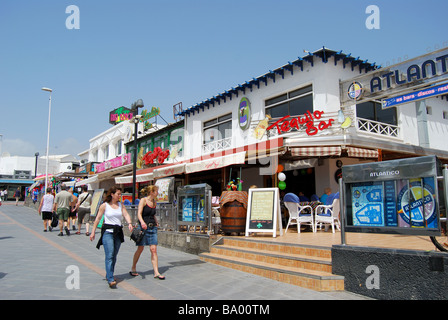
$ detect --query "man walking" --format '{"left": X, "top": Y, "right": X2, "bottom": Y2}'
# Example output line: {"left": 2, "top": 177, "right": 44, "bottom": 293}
{"left": 53, "top": 184, "right": 73, "bottom": 236}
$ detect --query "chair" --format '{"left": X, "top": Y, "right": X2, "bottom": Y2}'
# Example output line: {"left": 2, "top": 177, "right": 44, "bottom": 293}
{"left": 284, "top": 202, "right": 315, "bottom": 233}
{"left": 314, "top": 194, "right": 341, "bottom": 233}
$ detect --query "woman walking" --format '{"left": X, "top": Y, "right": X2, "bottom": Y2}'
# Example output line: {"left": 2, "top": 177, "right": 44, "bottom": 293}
{"left": 38, "top": 188, "right": 54, "bottom": 232}
{"left": 130, "top": 185, "right": 165, "bottom": 280}
{"left": 90, "top": 187, "right": 133, "bottom": 288}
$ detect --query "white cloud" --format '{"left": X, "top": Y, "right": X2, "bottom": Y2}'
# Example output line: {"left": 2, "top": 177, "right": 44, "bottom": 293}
{"left": 1, "top": 138, "right": 37, "bottom": 157}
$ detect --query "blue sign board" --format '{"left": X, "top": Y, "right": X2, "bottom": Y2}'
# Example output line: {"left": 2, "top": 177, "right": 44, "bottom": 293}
{"left": 382, "top": 82, "right": 448, "bottom": 109}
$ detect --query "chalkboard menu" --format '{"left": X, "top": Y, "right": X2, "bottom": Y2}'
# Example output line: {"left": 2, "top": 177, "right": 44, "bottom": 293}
{"left": 245, "top": 188, "right": 283, "bottom": 237}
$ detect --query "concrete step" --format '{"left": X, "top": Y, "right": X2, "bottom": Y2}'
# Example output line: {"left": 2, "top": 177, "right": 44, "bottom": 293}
{"left": 199, "top": 237, "right": 344, "bottom": 291}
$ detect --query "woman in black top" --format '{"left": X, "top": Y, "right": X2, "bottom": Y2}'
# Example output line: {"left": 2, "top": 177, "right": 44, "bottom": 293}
{"left": 130, "top": 185, "right": 165, "bottom": 279}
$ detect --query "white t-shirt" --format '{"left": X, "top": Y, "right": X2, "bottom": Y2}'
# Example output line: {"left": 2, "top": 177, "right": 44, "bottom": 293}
{"left": 42, "top": 194, "right": 54, "bottom": 212}
{"left": 104, "top": 202, "right": 122, "bottom": 232}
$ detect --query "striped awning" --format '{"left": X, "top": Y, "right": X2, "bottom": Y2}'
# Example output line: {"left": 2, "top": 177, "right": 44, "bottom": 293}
{"left": 153, "top": 163, "right": 186, "bottom": 178}
{"left": 290, "top": 146, "right": 341, "bottom": 157}
{"left": 115, "top": 172, "right": 154, "bottom": 184}
{"left": 347, "top": 147, "right": 378, "bottom": 158}
{"left": 186, "top": 151, "right": 246, "bottom": 174}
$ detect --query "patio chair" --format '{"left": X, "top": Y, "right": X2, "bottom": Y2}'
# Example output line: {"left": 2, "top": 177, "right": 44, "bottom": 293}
{"left": 314, "top": 193, "right": 341, "bottom": 233}
{"left": 284, "top": 202, "right": 315, "bottom": 233}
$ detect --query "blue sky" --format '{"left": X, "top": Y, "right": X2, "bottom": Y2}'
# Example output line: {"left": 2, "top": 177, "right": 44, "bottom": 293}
{"left": 0, "top": 0, "right": 447, "bottom": 158}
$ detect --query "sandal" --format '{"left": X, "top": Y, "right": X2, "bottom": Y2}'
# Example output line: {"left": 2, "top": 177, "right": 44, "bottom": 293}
{"left": 85, "top": 232, "right": 90, "bottom": 236}
{"left": 129, "top": 271, "right": 139, "bottom": 277}
{"left": 154, "top": 274, "right": 165, "bottom": 280}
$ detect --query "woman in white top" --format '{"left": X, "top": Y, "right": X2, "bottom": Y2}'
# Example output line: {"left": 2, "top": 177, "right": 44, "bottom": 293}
{"left": 90, "top": 187, "right": 133, "bottom": 288}
{"left": 38, "top": 188, "right": 54, "bottom": 232}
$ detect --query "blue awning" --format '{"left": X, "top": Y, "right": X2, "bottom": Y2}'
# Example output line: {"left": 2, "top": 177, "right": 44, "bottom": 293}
{"left": 0, "top": 179, "right": 34, "bottom": 185}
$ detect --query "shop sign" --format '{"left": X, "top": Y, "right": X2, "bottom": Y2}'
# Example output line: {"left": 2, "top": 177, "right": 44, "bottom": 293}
{"left": 238, "top": 97, "right": 251, "bottom": 130}
{"left": 266, "top": 110, "right": 335, "bottom": 136}
{"left": 340, "top": 47, "right": 448, "bottom": 107}
{"left": 382, "top": 82, "right": 448, "bottom": 109}
{"left": 109, "top": 107, "right": 134, "bottom": 125}
{"left": 95, "top": 153, "right": 131, "bottom": 173}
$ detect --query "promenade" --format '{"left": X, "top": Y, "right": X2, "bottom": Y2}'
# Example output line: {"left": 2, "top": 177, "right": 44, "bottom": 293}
{"left": 0, "top": 202, "right": 370, "bottom": 301}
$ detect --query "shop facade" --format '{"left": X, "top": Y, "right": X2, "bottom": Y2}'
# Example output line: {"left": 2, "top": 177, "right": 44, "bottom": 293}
{"left": 173, "top": 47, "right": 448, "bottom": 200}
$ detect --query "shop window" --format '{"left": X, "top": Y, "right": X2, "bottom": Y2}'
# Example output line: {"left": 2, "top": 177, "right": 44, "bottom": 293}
{"left": 265, "top": 85, "right": 313, "bottom": 118}
{"left": 356, "top": 101, "right": 397, "bottom": 125}
{"left": 203, "top": 113, "right": 232, "bottom": 145}
{"left": 443, "top": 111, "right": 448, "bottom": 120}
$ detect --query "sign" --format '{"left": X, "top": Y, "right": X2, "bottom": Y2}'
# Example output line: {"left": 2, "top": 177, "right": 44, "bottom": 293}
{"left": 266, "top": 110, "right": 335, "bottom": 136}
{"left": 95, "top": 153, "right": 131, "bottom": 173}
{"left": 155, "top": 177, "right": 174, "bottom": 203}
{"left": 340, "top": 47, "right": 448, "bottom": 107}
{"left": 109, "top": 106, "right": 135, "bottom": 125}
{"left": 238, "top": 97, "right": 251, "bottom": 130}
{"left": 382, "top": 82, "right": 448, "bottom": 109}
{"left": 245, "top": 188, "right": 283, "bottom": 237}
{"left": 342, "top": 156, "right": 442, "bottom": 236}
{"left": 90, "top": 189, "right": 104, "bottom": 217}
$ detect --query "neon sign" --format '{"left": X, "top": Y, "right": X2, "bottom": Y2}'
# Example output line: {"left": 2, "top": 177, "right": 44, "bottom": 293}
{"left": 266, "top": 110, "right": 335, "bottom": 136}
{"left": 109, "top": 106, "right": 134, "bottom": 125}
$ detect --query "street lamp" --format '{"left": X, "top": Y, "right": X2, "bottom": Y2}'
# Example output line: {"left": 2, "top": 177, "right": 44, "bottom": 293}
{"left": 42, "top": 87, "right": 52, "bottom": 191}
{"left": 130, "top": 99, "right": 144, "bottom": 205}
{"left": 34, "top": 152, "right": 39, "bottom": 179}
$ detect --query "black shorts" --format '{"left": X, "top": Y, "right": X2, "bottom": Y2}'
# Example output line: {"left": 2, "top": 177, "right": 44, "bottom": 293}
{"left": 42, "top": 211, "right": 53, "bottom": 220}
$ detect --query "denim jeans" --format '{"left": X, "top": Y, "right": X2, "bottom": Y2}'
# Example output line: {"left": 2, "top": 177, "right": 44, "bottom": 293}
{"left": 102, "top": 231, "right": 121, "bottom": 283}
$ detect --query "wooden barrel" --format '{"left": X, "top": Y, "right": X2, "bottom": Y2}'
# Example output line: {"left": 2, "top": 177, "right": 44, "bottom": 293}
{"left": 220, "top": 200, "right": 247, "bottom": 234}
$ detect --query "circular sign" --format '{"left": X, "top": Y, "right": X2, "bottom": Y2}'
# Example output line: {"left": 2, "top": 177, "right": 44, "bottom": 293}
{"left": 238, "top": 97, "right": 251, "bottom": 130}
{"left": 347, "top": 82, "right": 363, "bottom": 100}
{"left": 397, "top": 180, "right": 437, "bottom": 227}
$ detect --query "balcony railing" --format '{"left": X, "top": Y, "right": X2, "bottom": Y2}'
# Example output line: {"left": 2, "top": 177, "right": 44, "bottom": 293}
{"left": 202, "top": 137, "right": 232, "bottom": 154}
{"left": 357, "top": 117, "right": 400, "bottom": 138}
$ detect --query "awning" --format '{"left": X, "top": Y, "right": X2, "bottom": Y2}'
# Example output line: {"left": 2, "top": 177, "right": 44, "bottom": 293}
{"left": 153, "top": 163, "right": 186, "bottom": 178}
{"left": 186, "top": 151, "right": 246, "bottom": 174}
{"left": 115, "top": 172, "right": 154, "bottom": 184}
{"left": 65, "top": 175, "right": 99, "bottom": 187}
{"left": 290, "top": 146, "right": 341, "bottom": 157}
{"left": 346, "top": 147, "right": 378, "bottom": 158}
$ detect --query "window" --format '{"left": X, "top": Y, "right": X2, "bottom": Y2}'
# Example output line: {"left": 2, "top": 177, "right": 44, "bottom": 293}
{"left": 203, "top": 113, "right": 232, "bottom": 144}
{"left": 265, "top": 85, "right": 313, "bottom": 118}
{"left": 443, "top": 111, "right": 448, "bottom": 120}
{"left": 356, "top": 101, "right": 397, "bottom": 125}
{"left": 116, "top": 139, "right": 123, "bottom": 155}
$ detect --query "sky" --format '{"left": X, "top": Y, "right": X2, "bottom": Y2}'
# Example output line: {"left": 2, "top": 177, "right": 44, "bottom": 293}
{"left": 0, "top": 0, "right": 447, "bottom": 159}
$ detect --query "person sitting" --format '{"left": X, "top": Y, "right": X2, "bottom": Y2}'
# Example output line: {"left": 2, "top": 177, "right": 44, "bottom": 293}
{"left": 320, "top": 188, "right": 332, "bottom": 205}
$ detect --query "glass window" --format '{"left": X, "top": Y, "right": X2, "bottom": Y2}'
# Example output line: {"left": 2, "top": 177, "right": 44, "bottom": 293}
{"left": 357, "top": 101, "right": 397, "bottom": 125}
{"left": 289, "top": 94, "right": 313, "bottom": 116}
{"left": 265, "top": 85, "right": 313, "bottom": 118}
{"left": 203, "top": 113, "right": 232, "bottom": 144}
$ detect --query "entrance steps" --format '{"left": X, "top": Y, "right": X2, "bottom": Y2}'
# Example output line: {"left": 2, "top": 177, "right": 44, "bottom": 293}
{"left": 199, "top": 237, "right": 344, "bottom": 291}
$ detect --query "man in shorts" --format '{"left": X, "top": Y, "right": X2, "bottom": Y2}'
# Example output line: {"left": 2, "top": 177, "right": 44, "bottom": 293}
{"left": 74, "top": 185, "right": 92, "bottom": 236}
{"left": 53, "top": 184, "right": 73, "bottom": 236}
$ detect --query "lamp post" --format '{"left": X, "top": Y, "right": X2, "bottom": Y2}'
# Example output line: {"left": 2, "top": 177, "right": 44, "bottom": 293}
{"left": 34, "top": 152, "right": 39, "bottom": 179}
{"left": 130, "top": 99, "right": 144, "bottom": 204}
{"left": 42, "top": 87, "right": 52, "bottom": 191}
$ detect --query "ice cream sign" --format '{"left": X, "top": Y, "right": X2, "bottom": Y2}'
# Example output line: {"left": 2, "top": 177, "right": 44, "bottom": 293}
{"left": 238, "top": 97, "right": 251, "bottom": 130}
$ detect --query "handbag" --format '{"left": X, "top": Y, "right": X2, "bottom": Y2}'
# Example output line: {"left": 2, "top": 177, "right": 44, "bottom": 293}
{"left": 130, "top": 224, "right": 145, "bottom": 243}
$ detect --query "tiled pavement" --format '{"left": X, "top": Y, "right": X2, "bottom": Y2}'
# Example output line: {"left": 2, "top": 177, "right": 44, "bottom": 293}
{"left": 0, "top": 203, "right": 371, "bottom": 300}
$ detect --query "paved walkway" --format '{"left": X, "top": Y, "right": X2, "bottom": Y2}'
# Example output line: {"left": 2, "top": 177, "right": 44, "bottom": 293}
{"left": 0, "top": 203, "right": 370, "bottom": 300}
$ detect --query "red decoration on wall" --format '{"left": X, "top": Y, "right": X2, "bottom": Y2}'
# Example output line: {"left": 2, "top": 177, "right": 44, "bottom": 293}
{"left": 266, "top": 110, "right": 335, "bottom": 136}
{"left": 142, "top": 147, "right": 170, "bottom": 165}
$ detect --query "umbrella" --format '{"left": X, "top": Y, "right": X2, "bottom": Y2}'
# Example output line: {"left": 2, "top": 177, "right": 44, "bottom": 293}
{"left": 33, "top": 174, "right": 54, "bottom": 181}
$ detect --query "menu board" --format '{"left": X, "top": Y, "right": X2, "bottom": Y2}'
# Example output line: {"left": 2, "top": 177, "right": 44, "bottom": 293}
{"left": 245, "top": 188, "right": 283, "bottom": 237}
{"left": 90, "top": 189, "right": 104, "bottom": 217}
{"left": 155, "top": 177, "right": 174, "bottom": 203}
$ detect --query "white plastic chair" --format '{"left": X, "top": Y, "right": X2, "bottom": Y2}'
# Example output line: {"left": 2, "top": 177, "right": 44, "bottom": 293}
{"left": 314, "top": 198, "right": 341, "bottom": 233}
{"left": 284, "top": 202, "right": 315, "bottom": 233}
